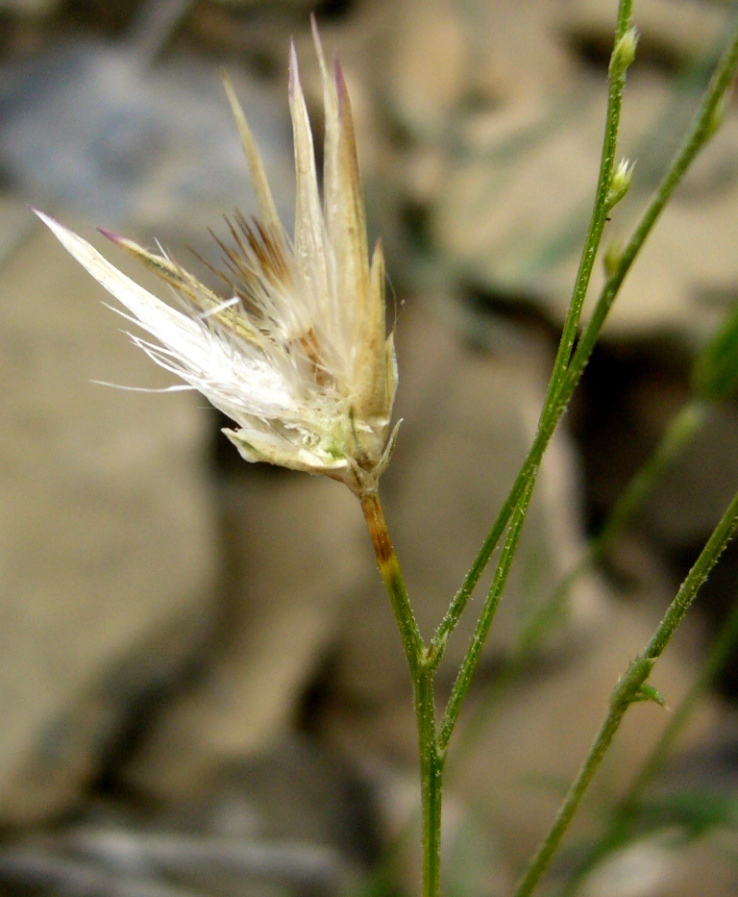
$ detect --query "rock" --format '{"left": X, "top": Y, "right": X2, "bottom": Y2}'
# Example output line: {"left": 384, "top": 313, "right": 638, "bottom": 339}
{"left": 559, "top": 0, "right": 730, "bottom": 67}
{"left": 0, "top": 194, "right": 34, "bottom": 267}
{"left": 121, "top": 465, "right": 369, "bottom": 803}
{"left": 376, "top": 0, "right": 734, "bottom": 349}
{"left": 0, "top": 212, "right": 218, "bottom": 825}
{"left": 0, "top": 736, "right": 378, "bottom": 897}
{"left": 431, "top": 62, "right": 738, "bottom": 344}
{"left": 384, "top": 0, "right": 467, "bottom": 140}
{"left": 0, "top": 42, "right": 294, "bottom": 245}
{"left": 577, "top": 831, "right": 738, "bottom": 897}
{"left": 383, "top": 0, "right": 572, "bottom": 137}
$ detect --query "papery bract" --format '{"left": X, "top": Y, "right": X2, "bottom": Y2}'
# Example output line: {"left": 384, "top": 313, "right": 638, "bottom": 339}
{"left": 38, "top": 23, "right": 396, "bottom": 495}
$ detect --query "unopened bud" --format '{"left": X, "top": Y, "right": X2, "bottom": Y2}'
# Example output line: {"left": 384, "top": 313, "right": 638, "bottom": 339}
{"left": 610, "top": 27, "right": 638, "bottom": 77}
{"left": 606, "top": 159, "right": 634, "bottom": 209}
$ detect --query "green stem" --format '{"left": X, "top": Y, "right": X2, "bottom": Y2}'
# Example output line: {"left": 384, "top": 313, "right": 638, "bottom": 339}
{"left": 558, "top": 12, "right": 738, "bottom": 411}
{"left": 628, "top": 594, "right": 738, "bottom": 806}
{"left": 513, "top": 485, "right": 738, "bottom": 897}
{"left": 543, "top": 0, "right": 633, "bottom": 405}
{"left": 436, "top": 3, "right": 738, "bottom": 669}
{"left": 526, "top": 401, "right": 707, "bottom": 667}
{"left": 437, "top": 6, "right": 738, "bottom": 759}
{"left": 446, "top": 401, "right": 707, "bottom": 777}
{"left": 644, "top": 503, "right": 738, "bottom": 663}
{"left": 430, "top": 0, "right": 636, "bottom": 661}
{"left": 439, "top": 477, "right": 534, "bottom": 754}
{"left": 360, "top": 492, "right": 441, "bottom": 897}
{"left": 560, "top": 592, "right": 738, "bottom": 897}
{"left": 417, "top": 667, "right": 444, "bottom": 897}
{"left": 512, "top": 657, "right": 654, "bottom": 897}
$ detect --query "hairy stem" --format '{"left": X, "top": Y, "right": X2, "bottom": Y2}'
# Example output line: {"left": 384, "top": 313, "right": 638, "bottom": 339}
{"left": 430, "top": 0, "right": 636, "bottom": 660}
{"left": 360, "top": 492, "right": 442, "bottom": 897}
{"left": 514, "top": 485, "right": 738, "bottom": 897}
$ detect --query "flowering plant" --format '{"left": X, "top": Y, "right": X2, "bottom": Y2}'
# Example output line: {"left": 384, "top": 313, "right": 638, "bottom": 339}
{"left": 39, "top": 5, "right": 738, "bottom": 896}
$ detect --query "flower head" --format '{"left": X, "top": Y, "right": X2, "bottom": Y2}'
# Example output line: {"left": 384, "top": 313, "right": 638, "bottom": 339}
{"left": 38, "top": 24, "right": 396, "bottom": 495}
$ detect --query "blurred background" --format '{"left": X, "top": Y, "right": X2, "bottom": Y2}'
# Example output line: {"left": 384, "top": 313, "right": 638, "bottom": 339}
{"left": 2, "top": 1, "right": 738, "bottom": 895}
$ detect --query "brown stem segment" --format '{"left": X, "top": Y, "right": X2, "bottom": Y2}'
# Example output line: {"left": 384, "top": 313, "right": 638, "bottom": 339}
{"left": 360, "top": 491, "right": 424, "bottom": 674}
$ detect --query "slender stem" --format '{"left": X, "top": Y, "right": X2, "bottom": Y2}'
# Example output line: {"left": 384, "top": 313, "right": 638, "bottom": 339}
{"left": 512, "top": 657, "right": 654, "bottom": 897}
{"left": 559, "top": 12, "right": 738, "bottom": 410}
{"left": 434, "top": 3, "right": 738, "bottom": 665}
{"left": 445, "top": 401, "right": 707, "bottom": 777}
{"left": 560, "top": 593, "right": 738, "bottom": 897}
{"left": 513, "top": 485, "right": 738, "bottom": 897}
{"left": 360, "top": 492, "right": 442, "bottom": 897}
{"left": 444, "top": 5, "right": 738, "bottom": 764}
{"left": 430, "top": 452, "right": 541, "bottom": 657}
{"left": 543, "top": 0, "right": 633, "bottom": 404}
{"left": 629, "top": 596, "right": 738, "bottom": 805}
{"left": 525, "top": 401, "right": 707, "bottom": 667}
{"left": 430, "top": 0, "right": 636, "bottom": 660}
{"left": 361, "top": 492, "right": 424, "bottom": 677}
{"left": 439, "top": 477, "right": 534, "bottom": 753}
{"left": 417, "top": 667, "right": 443, "bottom": 897}
{"left": 644, "top": 500, "right": 738, "bottom": 663}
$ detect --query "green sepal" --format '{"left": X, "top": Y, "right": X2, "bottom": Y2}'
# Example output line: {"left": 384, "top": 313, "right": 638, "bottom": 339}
{"left": 632, "top": 683, "right": 667, "bottom": 707}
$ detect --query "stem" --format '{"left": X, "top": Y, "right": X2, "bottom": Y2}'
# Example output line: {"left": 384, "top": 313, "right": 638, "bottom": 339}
{"left": 644, "top": 499, "right": 738, "bottom": 664}
{"left": 439, "top": 477, "right": 534, "bottom": 753}
{"left": 360, "top": 492, "right": 442, "bottom": 897}
{"left": 525, "top": 401, "right": 707, "bottom": 667}
{"left": 543, "top": 0, "right": 633, "bottom": 405}
{"left": 445, "top": 401, "right": 707, "bottom": 777}
{"left": 629, "top": 596, "right": 738, "bottom": 805}
{"left": 433, "top": 2, "right": 738, "bottom": 665}
{"left": 417, "top": 667, "right": 444, "bottom": 897}
{"left": 434, "top": 8, "right": 738, "bottom": 771}
{"left": 512, "top": 658, "right": 653, "bottom": 897}
{"left": 513, "top": 485, "right": 738, "bottom": 897}
{"left": 559, "top": 12, "right": 738, "bottom": 410}
{"left": 430, "top": 0, "right": 636, "bottom": 659}
{"left": 361, "top": 492, "right": 424, "bottom": 677}
{"left": 560, "top": 593, "right": 738, "bottom": 897}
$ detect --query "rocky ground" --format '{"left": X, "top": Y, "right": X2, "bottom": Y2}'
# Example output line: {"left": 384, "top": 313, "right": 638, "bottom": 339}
{"left": 2, "top": 1, "right": 738, "bottom": 896}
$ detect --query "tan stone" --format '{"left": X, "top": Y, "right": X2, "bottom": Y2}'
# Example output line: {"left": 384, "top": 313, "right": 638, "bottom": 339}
{"left": 0, "top": 213, "right": 218, "bottom": 824}
{"left": 559, "top": 0, "right": 729, "bottom": 65}
{"left": 579, "top": 830, "right": 738, "bottom": 897}
{"left": 432, "top": 69, "right": 738, "bottom": 344}
{"left": 122, "top": 467, "right": 369, "bottom": 802}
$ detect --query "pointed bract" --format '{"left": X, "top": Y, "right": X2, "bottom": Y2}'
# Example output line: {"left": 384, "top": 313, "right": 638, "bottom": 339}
{"left": 38, "top": 31, "right": 396, "bottom": 495}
